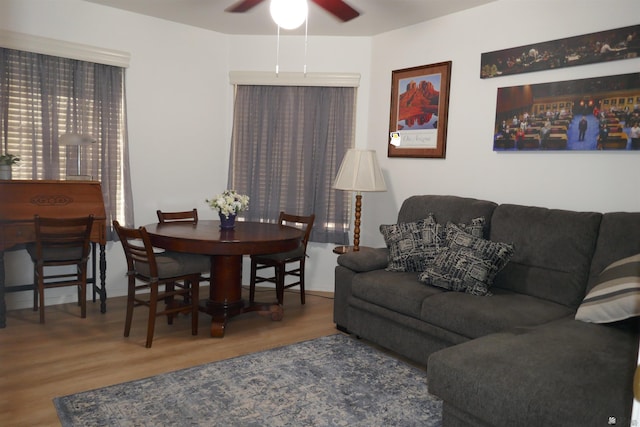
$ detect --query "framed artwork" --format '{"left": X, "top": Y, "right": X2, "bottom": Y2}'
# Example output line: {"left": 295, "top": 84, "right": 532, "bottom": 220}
{"left": 388, "top": 61, "right": 452, "bottom": 158}
{"left": 493, "top": 72, "right": 640, "bottom": 151}
{"left": 481, "top": 24, "right": 640, "bottom": 79}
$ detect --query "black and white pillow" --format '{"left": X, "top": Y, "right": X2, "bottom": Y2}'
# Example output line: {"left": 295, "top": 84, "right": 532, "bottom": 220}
{"left": 435, "top": 216, "right": 485, "bottom": 246}
{"left": 380, "top": 215, "right": 487, "bottom": 273}
{"left": 419, "top": 222, "right": 514, "bottom": 296}
{"left": 380, "top": 215, "right": 439, "bottom": 272}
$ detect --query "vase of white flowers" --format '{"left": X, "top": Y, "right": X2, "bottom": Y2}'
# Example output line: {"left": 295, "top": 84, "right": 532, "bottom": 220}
{"left": 206, "top": 190, "right": 249, "bottom": 230}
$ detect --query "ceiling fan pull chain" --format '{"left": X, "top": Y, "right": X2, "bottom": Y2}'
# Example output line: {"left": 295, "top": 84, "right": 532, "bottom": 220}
{"left": 304, "top": 17, "right": 308, "bottom": 76}
{"left": 275, "top": 25, "right": 280, "bottom": 76}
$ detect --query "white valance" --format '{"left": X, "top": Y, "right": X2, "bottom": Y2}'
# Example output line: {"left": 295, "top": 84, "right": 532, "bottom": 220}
{"left": 0, "top": 29, "right": 130, "bottom": 68}
{"left": 229, "top": 71, "right": 360, "bottom": 87}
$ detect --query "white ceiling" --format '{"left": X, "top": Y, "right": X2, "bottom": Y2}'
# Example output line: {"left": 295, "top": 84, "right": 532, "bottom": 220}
{"left": 84, "top": 0, "right": 496, "bottom": 37}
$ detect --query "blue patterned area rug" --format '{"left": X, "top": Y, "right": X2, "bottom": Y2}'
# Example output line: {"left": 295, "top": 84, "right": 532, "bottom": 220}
{"left": 54, "top": 334, "right": 442, "bottom": 426}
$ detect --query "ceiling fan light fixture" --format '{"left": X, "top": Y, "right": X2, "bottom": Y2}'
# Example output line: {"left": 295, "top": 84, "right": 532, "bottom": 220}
{"left": 270, "top": 0, "right": 308, "bottom": 30}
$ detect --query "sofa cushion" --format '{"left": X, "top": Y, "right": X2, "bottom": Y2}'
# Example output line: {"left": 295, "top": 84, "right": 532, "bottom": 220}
{"left": 420, "top": 288, "right": 573, "bottom": 338}
{"left": 351, "top": 270, "right": 443, "bottom": 319}
{"left": 427, "top": 319, "right": 638, "bottom": 427}
{"left": 337, "top": 247, "right": 389, "bottom": 272}
{"left": 490, "top": 204, "right": 601, "bottom": 308}
{"left": 380, "top": 215, "right": 438, "bottom": 272}
{"left": 576, "top": 253, "right": 640, "bottom": 323}
{"left": 397, "top": 195, "right": 497, "bottom": 238}
{"left": 418, "top": 222, "right": 514, "bottom": 296}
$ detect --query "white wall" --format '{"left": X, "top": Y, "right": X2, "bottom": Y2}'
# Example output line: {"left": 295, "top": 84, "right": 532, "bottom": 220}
{"left": 363, "top": 0, "right": 640, "bottom": 248}
{"left": 0, "top": 0, "right": 232, "bottom": 308}
{"left": 1, "top": 0, "right": 640, "bottom": 311}
{"left": 0, "top": 0, "right": 372, "bottom": 308}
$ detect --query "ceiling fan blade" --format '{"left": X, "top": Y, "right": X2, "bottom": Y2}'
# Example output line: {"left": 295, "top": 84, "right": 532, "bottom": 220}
{"left": 225, "top": 0, "right": 266, "bottom": 13}
{"left": 311, "top": 0, "right": 360, "bottom": 22}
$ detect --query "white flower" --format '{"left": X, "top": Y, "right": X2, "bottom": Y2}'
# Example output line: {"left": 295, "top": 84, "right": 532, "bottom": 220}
{"left": 206, "top": 190, "right": 250, "bottom": 219}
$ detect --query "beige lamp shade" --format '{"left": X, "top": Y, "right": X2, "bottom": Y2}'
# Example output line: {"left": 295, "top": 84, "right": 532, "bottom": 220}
{"left": 333, "top": 149, "right": 387, "bottom": 192}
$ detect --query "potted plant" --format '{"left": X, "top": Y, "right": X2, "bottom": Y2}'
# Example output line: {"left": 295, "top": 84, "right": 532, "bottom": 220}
{"left": 0, "top": 153, "right": 20, "bottom": 180}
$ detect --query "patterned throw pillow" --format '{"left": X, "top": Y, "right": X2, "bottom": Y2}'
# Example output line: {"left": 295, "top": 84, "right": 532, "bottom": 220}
{"left": 380, "top": 215, "right": 439, "bottom": 272}
{"left": 380, "top": 215, "right": 487, "bottom": 273}
{"left": 419, "top": 222, "right": 515, "bottom": 296}
{"left": 435, "top": 216, "right": 485, "bottom": 245}
{"left": 575, "top": 253, "right": 640, "bottom": 323}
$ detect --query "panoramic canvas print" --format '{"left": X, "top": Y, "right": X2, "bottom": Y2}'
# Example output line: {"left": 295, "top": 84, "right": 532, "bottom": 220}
{"left": 481, "top": 25, "right": 639, "bottom": 79}
{"left": 493, "top": 72, "right": 640, "bottom": 151}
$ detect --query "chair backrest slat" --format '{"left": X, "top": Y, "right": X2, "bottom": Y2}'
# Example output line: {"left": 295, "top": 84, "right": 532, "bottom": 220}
{"left": 156, "top": 209, "right": 198, "bottom": 224}
{"left": 113, "top": 221, "right": 158, "bottom": 278}
{"left": 34, "top": 215, "right": 94, "bottom": 262}
{"left": 278, "top": 212, "right": 315, "bottom": 249}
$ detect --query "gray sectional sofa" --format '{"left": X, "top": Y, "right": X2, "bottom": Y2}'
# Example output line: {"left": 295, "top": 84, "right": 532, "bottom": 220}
{"left": 334, "top": 195, "right": 639, "bottom": 427}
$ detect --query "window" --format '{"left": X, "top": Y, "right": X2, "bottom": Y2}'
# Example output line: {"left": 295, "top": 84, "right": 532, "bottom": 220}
{"left": 228, "top": 84, "right": 355, "bottom": 244}
{"left": 0, "top": 47, "right": 133, "bottom": 239}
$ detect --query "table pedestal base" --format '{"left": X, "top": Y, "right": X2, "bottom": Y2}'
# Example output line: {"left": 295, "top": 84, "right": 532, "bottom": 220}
{"left": 201, "top": 301, "right": 283, "bottom": 337}
{"left": 201, "top": 254, "right": 284, "bottom": 337}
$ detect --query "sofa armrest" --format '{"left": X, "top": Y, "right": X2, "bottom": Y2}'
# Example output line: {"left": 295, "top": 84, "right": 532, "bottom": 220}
{"left": 337, "top": 247, "right": 388, "bottom": 272}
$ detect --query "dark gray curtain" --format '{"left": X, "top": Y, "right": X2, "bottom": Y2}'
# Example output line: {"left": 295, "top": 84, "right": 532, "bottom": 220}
{"left": 0, "top": 48, "right": 134, "bottom": 239}
{"left": 228, "top": 85, "right": 354, "bottom": 244}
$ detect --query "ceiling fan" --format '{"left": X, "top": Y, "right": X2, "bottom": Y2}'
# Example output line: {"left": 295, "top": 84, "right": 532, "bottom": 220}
{"left": 225, "top": 0, "right": 360, "bottom": 23}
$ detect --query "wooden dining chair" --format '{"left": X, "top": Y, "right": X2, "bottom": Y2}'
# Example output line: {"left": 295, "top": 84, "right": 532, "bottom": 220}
{"left": 27, "top": 215, "right": 94, "bottom": 323}
{"left": 156, "top": 208, "right": 210, "bottom": 294}
{"left": 113, "top": 220, "right": 203, "bottom": 348}
{"left": 156, "top": 209, "right": 198, "bottom": 224}
{"left": 249, "top": 212, "right": 315, "bottom": 305}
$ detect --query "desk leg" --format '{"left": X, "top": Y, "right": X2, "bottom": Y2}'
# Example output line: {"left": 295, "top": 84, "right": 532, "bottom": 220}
{"left": 99, "top": 244, "right": 107, "bottom": 313}
{"left": 0, "top": 251, "right": 5, "bottom": 328}
{"left": 91, "top": 242, "right": 97, "bottom": 303}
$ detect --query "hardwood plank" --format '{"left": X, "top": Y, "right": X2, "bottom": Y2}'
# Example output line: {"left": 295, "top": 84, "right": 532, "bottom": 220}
{"left": 0, "top": 286, "right": 336, "bottom": 426}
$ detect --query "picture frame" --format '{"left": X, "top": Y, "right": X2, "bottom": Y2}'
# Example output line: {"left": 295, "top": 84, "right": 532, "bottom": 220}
{"left": 388, "top": 61, "right": 452, "bottom": 158}
{"left": 493, "top": 72, "right": 640, "bottom": 152}
{"left": 480, "top": 24, "right": 640, "bottom": 79}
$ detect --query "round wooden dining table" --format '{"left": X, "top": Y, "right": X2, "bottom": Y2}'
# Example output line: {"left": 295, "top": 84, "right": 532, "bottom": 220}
{"left": 144, "top": 220, "right": 302, "bottom": 337}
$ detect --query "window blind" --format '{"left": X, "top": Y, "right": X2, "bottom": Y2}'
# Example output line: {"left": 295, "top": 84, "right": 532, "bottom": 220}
{"left": 0, "top": 47, "right": 133, "bottom": 238}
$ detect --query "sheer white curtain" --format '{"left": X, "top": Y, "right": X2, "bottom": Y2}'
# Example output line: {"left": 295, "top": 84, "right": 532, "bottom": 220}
{"left": 228, "top": 85, "right": 355, "bottom": 244}
{"left": 0, "top": 47, "right": 133, "bottom": 239}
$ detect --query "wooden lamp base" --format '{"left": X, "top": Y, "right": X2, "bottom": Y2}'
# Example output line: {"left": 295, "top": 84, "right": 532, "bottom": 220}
{"left": 333, "top": 193, "right": 363, "bottom": 254}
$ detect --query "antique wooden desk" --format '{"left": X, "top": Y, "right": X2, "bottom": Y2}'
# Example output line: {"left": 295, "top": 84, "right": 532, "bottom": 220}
{"left": 144, "top": 220, "right": 302, "bottom": 337}
{"left": 0, "top": 180, "right": 107, "bottom": 328}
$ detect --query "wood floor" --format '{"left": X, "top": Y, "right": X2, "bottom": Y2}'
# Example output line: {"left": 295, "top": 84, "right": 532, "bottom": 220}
{"left": 0, "top": 286, "right": 337, "bottom": 427}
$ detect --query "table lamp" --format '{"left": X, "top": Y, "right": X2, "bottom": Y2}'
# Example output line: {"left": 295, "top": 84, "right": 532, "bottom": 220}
{"left": 59, "top": 133, "right": 96, "bottom": 180}
{"left": 333, "top": 148, "right": 387, "bottom": 253}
